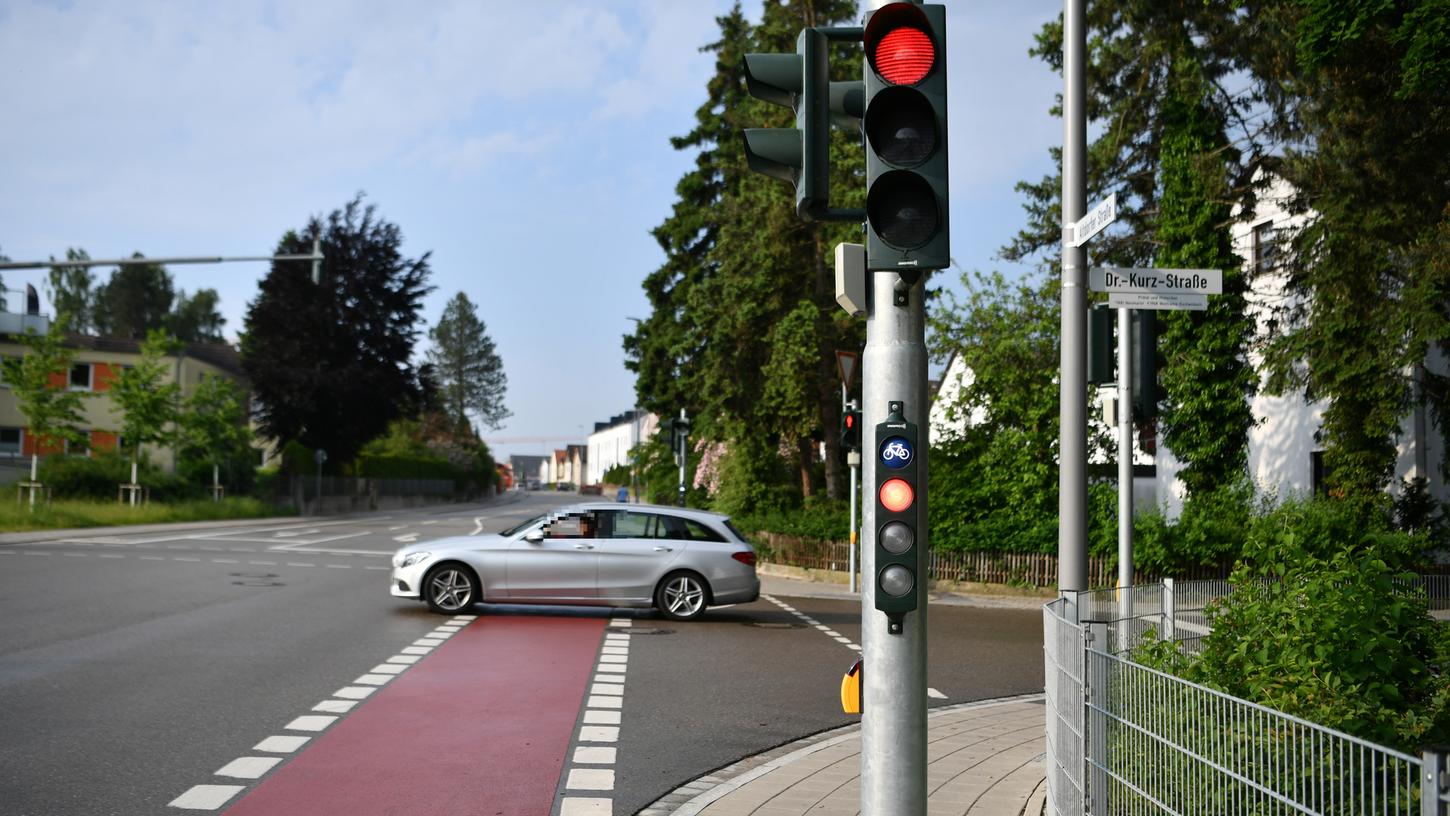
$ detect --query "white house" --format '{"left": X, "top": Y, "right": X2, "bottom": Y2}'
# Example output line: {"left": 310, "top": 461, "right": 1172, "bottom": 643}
{"left": 585, "top": 410, "right": 657, "bottom": 485}
{"left": 1153, "top": 173, "right": 1448, "bottom": 516}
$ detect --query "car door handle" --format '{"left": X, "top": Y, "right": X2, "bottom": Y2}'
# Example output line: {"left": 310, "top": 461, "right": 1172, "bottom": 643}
{"left": 574, "top": 543, "right": 595, "bottom": 550}
{"left": 654, "top": 546, "right": 673, "bottom": 552}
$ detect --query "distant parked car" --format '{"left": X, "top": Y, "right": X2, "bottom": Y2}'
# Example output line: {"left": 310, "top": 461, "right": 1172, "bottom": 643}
{"left": 555, "top": 482, "right": 575, "bottom": 491}
{"left": 580, "top": 484, "right": 602, "bottom": 496}
{"left": 390, "top": 503, "right": 760, "bottom": 620}
{"left": 527, "top": 480, "right": 541, "bottom": 490}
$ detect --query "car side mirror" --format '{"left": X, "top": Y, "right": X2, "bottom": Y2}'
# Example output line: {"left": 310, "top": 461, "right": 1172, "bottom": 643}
{"left": 525, "top": 530, "right": 544, "bottom": 543}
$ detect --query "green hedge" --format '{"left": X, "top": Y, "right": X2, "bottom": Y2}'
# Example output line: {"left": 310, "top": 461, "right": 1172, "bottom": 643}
{"left": 38, "top": 453, "right": 202, "bottom": 502}
{"left": 354, "top": 454, "right": 463, "bottom": 481}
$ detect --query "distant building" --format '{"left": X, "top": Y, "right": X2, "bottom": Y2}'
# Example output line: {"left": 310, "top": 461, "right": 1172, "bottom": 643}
{"left": 508, "top": 454, "right": 547, "bottom": 487}
{"left": 0, "top": 318, "right": 252, "bottom": 474}
{"left": 585, "top": 409, "right": 657, "bottom": 485}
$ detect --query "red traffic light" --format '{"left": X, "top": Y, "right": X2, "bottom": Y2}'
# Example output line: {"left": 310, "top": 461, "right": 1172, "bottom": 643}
{"left": 845, "top": 414, "right": 855, "bottom": 429}
{"left": 872, "top": 26, "right": 935, "bottom": 85}
{"left": 879, "top": 478, "right": 914, "bottom": 512}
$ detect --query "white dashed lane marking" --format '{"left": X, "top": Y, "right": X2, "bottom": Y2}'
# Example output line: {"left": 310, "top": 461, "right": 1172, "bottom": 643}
{"left": 167, "top": 613, "right": 478, "bottom": 810}
{"left": 764, "top": 594, "right": 947, "bottom": 699}
{"left": 558, "top": 620, "right": 630, "bottom": 815}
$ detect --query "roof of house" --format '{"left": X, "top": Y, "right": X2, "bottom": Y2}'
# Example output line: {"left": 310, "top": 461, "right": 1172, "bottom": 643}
{"left": 0, "top": 331, "right": 246, "bottom": 378}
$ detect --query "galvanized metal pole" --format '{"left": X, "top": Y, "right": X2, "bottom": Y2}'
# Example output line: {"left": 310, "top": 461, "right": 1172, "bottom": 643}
{"left": 848, "top": 402, "right": 860, "bottom": 596}
{"left": 1117, "top": 307, "right": 1133, "bottom": 590}
{"left": 861, "top": 271, "right": 928, "bottom": 816}
{"left": 1117, "top": 307, "right": 1134, "bottom": 645}
{"left": 677, "top": 409, "right": 687, "bottom": 507}
{"left": 1059, "top": 0, "right": 1089, "bottom": 594}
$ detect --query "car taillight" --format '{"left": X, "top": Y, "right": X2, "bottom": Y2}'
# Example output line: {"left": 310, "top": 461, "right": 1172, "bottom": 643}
{"left": 732, "top": 551, "right": 757, "bottom": 567}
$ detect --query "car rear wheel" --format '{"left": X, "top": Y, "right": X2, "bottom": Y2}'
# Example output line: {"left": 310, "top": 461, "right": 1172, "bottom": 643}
{"left": 655, "top": 571, "right": 708, "bottom": 621}
{"left": 425, "top": 565, "right": 479, "bottom": 614}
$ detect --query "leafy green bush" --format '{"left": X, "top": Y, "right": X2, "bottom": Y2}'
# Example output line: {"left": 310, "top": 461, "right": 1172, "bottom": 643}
{"left": 1135, "top": 501, "right": 1450, "bottom": 752}
{"left": 39, "top": 453, "right": 202, "bottom": 502}
{"left": 354, "top": 454, "right": 461, "bottom": 481}
{"left": 732, "top": 496, "right": 851, "bottom": 541}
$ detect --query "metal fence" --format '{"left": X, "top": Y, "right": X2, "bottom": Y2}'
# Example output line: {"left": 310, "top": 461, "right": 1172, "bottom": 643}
{"left": 1044, "top": 580, "right": 1447, "bottom": 816}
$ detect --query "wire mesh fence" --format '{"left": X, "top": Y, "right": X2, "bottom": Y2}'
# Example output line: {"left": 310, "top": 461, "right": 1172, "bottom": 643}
{"left": 1045, "top": 579, "right": 1444, "bottom": 816}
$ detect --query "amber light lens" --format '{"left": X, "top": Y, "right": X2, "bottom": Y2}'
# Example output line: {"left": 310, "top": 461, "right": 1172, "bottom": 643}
{"left": 879, "top": 478, "right": 914, "bottom": 512}
{"left": 872, "top": 27, "right": 934, "bottom": 85}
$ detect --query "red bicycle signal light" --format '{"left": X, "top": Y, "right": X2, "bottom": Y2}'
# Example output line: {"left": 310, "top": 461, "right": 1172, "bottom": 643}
{"left": 872, "top": 26, "right": 934, "bottom": 85}
{"left": 879, "top": 478, "right": 914, "bottom": 512}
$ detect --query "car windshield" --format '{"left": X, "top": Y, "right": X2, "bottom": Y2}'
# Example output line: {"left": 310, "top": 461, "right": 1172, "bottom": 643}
{"left": 499, "top": 513, "right": 551, "bottom": 537}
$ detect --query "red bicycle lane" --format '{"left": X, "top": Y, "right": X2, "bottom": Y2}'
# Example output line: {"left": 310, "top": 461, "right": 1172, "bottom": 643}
{"left": 223, "top": 614, "right": 605, "bottom": 816}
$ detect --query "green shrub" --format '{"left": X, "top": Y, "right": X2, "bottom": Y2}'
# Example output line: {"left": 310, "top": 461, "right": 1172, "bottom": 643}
{"left": 38, "top": 453, "right": 202, "bottom": 502}
{"left": 732, "top": 496, "right": 851, "bottom": 541}
{"left": 354, "top": 454, "right": 461, "bottom": 481}
{"left": 1135, "top": 501, "right": 1450, "bottom": 752}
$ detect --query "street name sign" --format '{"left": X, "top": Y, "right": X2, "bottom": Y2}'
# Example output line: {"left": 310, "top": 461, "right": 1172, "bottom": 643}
{"left": 1108, "top": 292, "right": 1208, "bottom": 311}
{"left": 1068, "top": 192, "right": 1116, "bottom": 247}
{"left": 1090, "top": 266, "right": 1222, "bottom": 295}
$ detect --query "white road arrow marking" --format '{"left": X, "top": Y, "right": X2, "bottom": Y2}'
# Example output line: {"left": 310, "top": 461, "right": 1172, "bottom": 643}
{"left": 393, "top": 534, "right": 419, "bottom": 543}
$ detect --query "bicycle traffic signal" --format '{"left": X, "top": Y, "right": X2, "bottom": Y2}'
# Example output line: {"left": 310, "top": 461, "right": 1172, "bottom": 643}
{"left": 874, "top": 401, "right": 922, "bottom": 634}
{"left": 863, "top": 3, "right": 949, "bottom": 272}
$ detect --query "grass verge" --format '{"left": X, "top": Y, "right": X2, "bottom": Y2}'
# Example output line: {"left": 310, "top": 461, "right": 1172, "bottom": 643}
{"left": 0, "top": 497, "right": 292, "bottom": 532}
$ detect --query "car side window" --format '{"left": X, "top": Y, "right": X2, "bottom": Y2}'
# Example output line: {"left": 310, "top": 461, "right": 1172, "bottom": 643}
{"left": 543, "top": 512, "right": 599, "bottom": 539}
{"left": 610, "top": 511, "right": 675, "bottom": 539}
{"left": 680, "top": 518, "right": 726, "bottom": 542}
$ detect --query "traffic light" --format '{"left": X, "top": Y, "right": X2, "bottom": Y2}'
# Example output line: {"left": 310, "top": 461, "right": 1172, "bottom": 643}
{"left": 873, "top": 401, "right": 922, "bottom": 634}
{"left": 1131, "top": 311, "right": 1158, "bottom": 419}
{"left": 743, "top": 30, "right": 864, "bottom": 222}
{"left": 1088, "top": 305, "right": 1114, "bottom": 385}
{"left": 863, "top": 3, "right": 949, "bottom": 272}
{"left": 840, "top": 408, "right": 862, "bottom": 451}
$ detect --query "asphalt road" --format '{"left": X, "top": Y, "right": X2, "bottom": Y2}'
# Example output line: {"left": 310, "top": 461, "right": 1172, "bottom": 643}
{"left": 0, "top": 493, "right": 1044, "bottom": 815}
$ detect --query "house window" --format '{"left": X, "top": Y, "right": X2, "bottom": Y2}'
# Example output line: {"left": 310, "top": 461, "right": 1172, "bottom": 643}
{"left": 69, "top": 363, "right": 93, "bottom": 391}
{"left": 0, "top": 428, "right": 22, "bottom": 457}
{"left": 1311, "top": 450, "right": 1327, "bottom": 496}
{"left": 1253, "top": 222, "right": 1278, "bottom": 274}
{"left": 65, "top": 434, "right": 91, "bottom": 457}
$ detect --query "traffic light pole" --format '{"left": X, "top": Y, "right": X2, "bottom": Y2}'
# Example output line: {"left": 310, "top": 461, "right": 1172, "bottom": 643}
{"left": 861, "top": 270, "right": 928, "bottom": 816}
{"left": 1059, "top": 0, "right": 1089, "bottom": 595}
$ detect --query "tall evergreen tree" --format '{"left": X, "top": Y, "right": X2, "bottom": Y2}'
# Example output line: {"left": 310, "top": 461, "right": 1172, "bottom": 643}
{"left": 46, "top": 248, "right": 95, "bottom": 334}
{"left": 426, "top": 292, "right": 510, "bottom": 431}
{"left": 628, "top": 1, "right": 862, "bottom": 507}
{"left": 93, "top": 255, "right": 175, "bottom": 339}
{"left": 1243, "top": 0, "right": 1450, "bottom": 499}
{"left": 242, "top": 195, "right": 434, "bottom": 465}
{"left": 1154, "top": 52, "right": 1256, "bottom": 497}
{"left": 167, "top": 288, "right": 226, "bottom": 343}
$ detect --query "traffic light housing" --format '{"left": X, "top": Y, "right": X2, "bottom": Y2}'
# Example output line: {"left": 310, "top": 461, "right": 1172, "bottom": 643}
{"left": 863, "top": 3, "right": 949, "bottom": 272}
{"left": 743, "top": 29, "right": 865, "bottom": 222}
{"left": 841, "top": 408, "right": 862, "bottom": 451}
{"left": 873, "top": 401, "right": 922, "bottom": 634}
{"left": 1131, "top": 311, "right": 1158, "bottom": 419}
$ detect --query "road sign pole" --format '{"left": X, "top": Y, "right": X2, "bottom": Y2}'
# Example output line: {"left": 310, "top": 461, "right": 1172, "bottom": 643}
{"left": 861, "top": 269, "right": 928, "bottom": 816}
{"left": 1059, "top": 0, "right": 1089, "bottom": 594}
{"left": 1117, "top": 307, "right": 1134, "bottom": 637}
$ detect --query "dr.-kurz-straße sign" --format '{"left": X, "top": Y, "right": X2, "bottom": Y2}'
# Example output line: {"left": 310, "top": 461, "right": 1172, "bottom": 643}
{"left": 1090, "top": 266, "right": 1222, "bottom": 295}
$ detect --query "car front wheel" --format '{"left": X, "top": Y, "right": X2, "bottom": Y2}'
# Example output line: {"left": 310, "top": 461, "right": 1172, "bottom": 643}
{"left": 425, "top": 565, "right": 479, "bottom": 614}
{"left": 655, "top": 571, "right": 708, "bottom": 621}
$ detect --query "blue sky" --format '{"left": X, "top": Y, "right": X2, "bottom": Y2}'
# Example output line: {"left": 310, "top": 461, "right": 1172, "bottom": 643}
{"left": 0, "top": 0, "right": 1063, "bottom": 464}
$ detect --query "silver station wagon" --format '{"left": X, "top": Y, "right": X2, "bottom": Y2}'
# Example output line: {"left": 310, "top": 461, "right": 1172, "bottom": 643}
{"left": 390, "top": 503, "right": 760, "bottom": 620}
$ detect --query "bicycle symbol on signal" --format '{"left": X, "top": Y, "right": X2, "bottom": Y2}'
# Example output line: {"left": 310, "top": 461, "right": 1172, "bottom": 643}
{"left": 882, "top": 440, "right": 912, "bottom": 463}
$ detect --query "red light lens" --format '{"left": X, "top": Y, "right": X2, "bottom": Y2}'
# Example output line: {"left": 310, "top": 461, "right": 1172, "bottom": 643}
{"left": 873, "top": 27, "right": 934, "bottom": 85}
{"left": 879, "top": 478, "right": 914, "bottom": 512}
{"left": 846, "top": 415, "right": 855, "bottom": 428}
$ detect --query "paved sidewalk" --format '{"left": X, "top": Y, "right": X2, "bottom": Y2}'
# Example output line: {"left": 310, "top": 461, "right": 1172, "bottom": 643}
{"left": 640, "top": 695, "right": 1047, "bottom": 816}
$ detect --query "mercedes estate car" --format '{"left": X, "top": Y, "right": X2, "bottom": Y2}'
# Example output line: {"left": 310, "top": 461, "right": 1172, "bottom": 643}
{"left": 390, "top": 503, "right": 760, "bottom": 620}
